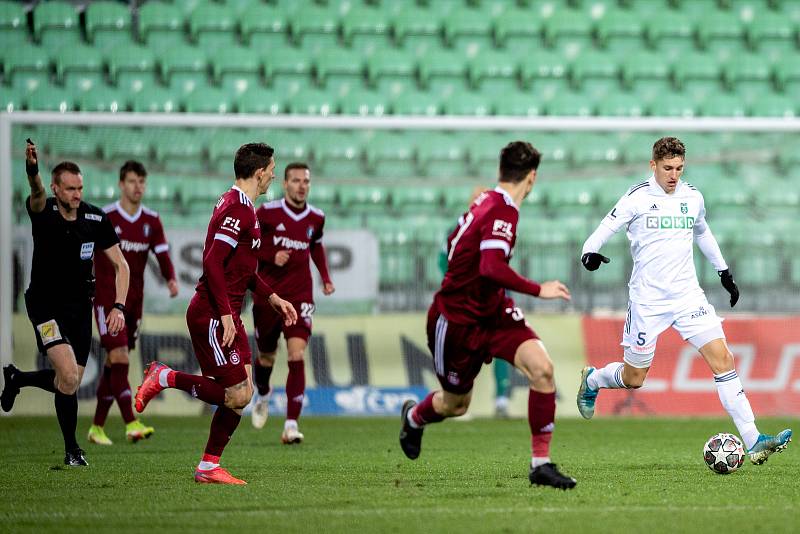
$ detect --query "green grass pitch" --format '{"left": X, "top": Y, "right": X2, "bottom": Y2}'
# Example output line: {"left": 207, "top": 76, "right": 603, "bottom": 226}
{"left": 1, "top": 416, "right": 797, "bottom": 533}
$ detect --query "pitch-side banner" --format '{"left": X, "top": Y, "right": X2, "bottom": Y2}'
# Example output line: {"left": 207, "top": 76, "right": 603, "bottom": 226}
{"left": 582, "top": 316, "right": 800, "bottom": 416}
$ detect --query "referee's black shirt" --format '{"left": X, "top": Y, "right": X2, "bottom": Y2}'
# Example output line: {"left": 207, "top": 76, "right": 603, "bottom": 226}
{"left": 26, "top": 197, "right": 119, "bottom": 304}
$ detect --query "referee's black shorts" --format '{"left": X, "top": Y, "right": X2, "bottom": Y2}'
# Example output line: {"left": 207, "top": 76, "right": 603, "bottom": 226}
{"left": 24, "top": 290, "right": 92, "bottom": 367}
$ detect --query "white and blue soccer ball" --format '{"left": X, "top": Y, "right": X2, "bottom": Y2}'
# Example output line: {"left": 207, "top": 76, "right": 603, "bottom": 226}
{"left": 703, "top": 433, "right": 745, "bottom": 474}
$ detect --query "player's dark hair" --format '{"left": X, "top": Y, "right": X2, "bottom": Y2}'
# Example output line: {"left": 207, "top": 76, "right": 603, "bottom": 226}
{"left": 119, "top": 160, "right": 147, "bottom": 181}
{"left": 284, "top": 162, "right": 310, "bottom": 180}
{"left": 498, "top": 141, "right": 541, "bottom": 183}
{"left": 234, "top": 143, "right": 274, "bottom": 179}
{"left": 652, "top": 137, "right": 685, "bottom": 161}
{"left": 51, "top": 161, "right": 81, "bottom": 184}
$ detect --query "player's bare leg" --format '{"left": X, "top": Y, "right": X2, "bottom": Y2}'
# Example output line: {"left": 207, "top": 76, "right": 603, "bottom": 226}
{"left": 698, "top": 336, "right": 792, "bottom": 464}
{"left": 400, "top": 389, "right": 470, "bottom": 460}
{"left": 281, "top": 337, "right": 307, "bottom": 444}
{"left": 251, "top": 351, "right": 275, "bottom": 429}
{"left": 514, "top": 339, "right": 576, "bottom": 489}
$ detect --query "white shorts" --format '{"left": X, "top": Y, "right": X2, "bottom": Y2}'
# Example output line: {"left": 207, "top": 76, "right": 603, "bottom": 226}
{"left": 621, "top": 296, "right": 723, "bottom": 368}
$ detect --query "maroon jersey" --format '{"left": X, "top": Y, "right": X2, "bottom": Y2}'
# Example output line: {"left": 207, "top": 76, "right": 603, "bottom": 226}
{"left": 194, "top": 186, "right": 263, "bottom": 318}
{"left": 436, "top": 187, "right": 519, "bottom": 325}
{"left": 256, "top": 198, "right": 330, "bottom": 302}
{"left": 94, "top": 202, "right": 174, "bottom": 308}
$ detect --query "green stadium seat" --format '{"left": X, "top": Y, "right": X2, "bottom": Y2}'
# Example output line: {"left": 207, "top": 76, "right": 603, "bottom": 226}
{"left": 180, "top": 176, "right": 233, "bottom": 204}
{"left": 55, "top": 46, "right": 105, "bottom": 93}
{"left": 98, "top": 127, "right": 151, "bottom": 161}
{"left": 442, "top": 91, "right": 491, "bottom": 116}
{"left": 416, "top": 132, "right": 471, "bottom": 179}
{"left": 138, "top": 2, "right": 186, "bottom": 47}
{"left": 595, "top": 92, "right": 645, "bottom": 117}
{"left": 235, "top": 88, "right": 285, "bottom": 115}
{"left": 519, "top": 51, "right": 570, "bottom": 101}
{"left": 493, "top": 8, "right": 542, "bottom": 49}
{"left": 571, "top": 51, "right": 620, "bottom": 97}
{"left": 131, "top": 87, "right": 179, "bottom": 112}
{"left": 141, "top": 173, "right": 182, "bottom": 211}
{"left": 596, "top": 10, "right": 645, "bottom": 52}
{"left": 545, "top": 91, "right": 594, "bottom": 117}
{"left": 339, "top": 89, "right": 389, "bottom": 116}
{"left": 33, "top": 1, "right": 81, "bottom": 48}
{"left": 154, "top": 128, "right": 205, "bottom": 173}
{"left": 621, "top": 52, "right": 673, "bottom": 103}
{"left": 746, "top": 12, "right": 796, "bottom": 58}
{"left": 724, "top": 54, "right": 774, "bottom": 104}
{"left": 206, "top": 129, "right": 250, "bottom": 173}
{"left": 85, "top": 1, "right": 132, "bottom": 48}
{"left": 571, "top": 134, "right": 622, "bottom": 170}
{"left": 546, "top": 178, "right": 597, "bottom": 216}
{"left": 291, "top": 6, "right": 341, "bottom": 52}
{"left": 749, "top": 94, "right": 796, "bottom": 117}
{"left": 312, "top": 130, "right": 364, "bottom": 178}
{"left": 703, "top": 181, "right": 753, "bottom": 218}
{"left": 696, "top": 12, "right": 745, "bottom": 59}
{"left": 0, "top": 86, "right": 25, "bottom": 112}
{"left": 240, "top": 4, "right": 289, "bottom": 49}
{"left": 442, "top": 184, "right": 479, "bottom": 213}
{"left": 774, "top": 55, "right": 800, "bottom": 95}
{"left": 26, "top": 87, "right": 75, "bottom": 112}
{"left": 672, "top": 53, "right": 723, "bottom": 102}
{"left": 418, "top": 50, "right": 468, "bottom": 96}
{"left": 288, "top": 89, "right": 338, "bottom": 115}
{"left": 78, "top": 86, "right": 127, "bottom": 112}
{"left": 443, "top": 8, "right": 493, "bottom": 54}
{"left": 648, "top": 92, "right": 698, "bottom": 117}
{"left": 756, "top": 180, "right": 800, "bottom": 216}
{"left": 469, "top": 50, "right": 520, "bottom": 93}
{"left": 0, "top": 1, "right": 28, "bottom": 45}
{"left": 518, "top": 221, "right": 573, "bottom": 281}
{"left": 392, "top": 10, "right": 442, "bottom": 55}
{"left": 315, "top": 48, "right": 365, "bottom": 93}
{"left": 390, "top": 185, "right": 443, "bottom": 214}
{"left": 464, "top": 132, "right": 507, "bottom": 179}
{"left": 530, "top": 134, "right": 570, "bottom": 175}
{"left": 184, "top": 87, "right": 232, "bottom": 113}
{"left": 392, "top": 91, "right": 441, "bottom": 116}
{"left": 106, "top": 45, "right": 157, "bottom": 94}
{"left": 341, "top": 7, "right": 390, "bottom": 54}
{"left": 366, "top": 49, "right": 416, "bottom": 96}
{"left": 700, "top": 93, "right": 747, "bottom": 117}
{"left": 189, "top": 3, "right": 239, "bottom": 49}
{"left": 307, "top": 181, "right": 338, "bottom": 212}
{"left": 645, "top": 12, "right": 695, "bottom": 59}
{"left": 268, "top": 130, "right": 311, "bottom": 164}
{"left": 46, "top": 126, "right": 97, "bottom": 160}
{"left": 3, "top": 46, "right": 51, "bottom": 92}
{"left": 493, "top": 91, "right": 544, "bottom": 116}
{"left": 364, "top": 132, "right": 417, "bottom": 179}
{"left": 211, "top": 46, "right": 262, "bottom": 96}
{"left": 160, "top": 45, "right": 208, "bottom": 96}
{"left": 264, "top": 48, "right": 313, "bottom": 95}
{"left": 542, "top": 9, "right": 593, "bottom": 55}
{"left": 736, "top": 230, "right": 782, "bottom": 287}
{"left": 338, "top": 183, "right": 391, "bottom": 213}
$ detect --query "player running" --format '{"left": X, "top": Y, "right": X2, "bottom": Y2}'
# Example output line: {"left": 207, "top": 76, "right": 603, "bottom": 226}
{"left": 399, "top": 141, "right": 577, "bottom": 490}
{"left": 88, "top": 161, "right": 178, "bottom": 446}
{"left": 578, "top": 136, "right": 792, "bottom": 465}
{"left": 250, "top": 162, "right": 333, "bottom": 443}
{"left": 134, "top": 143, "right": 297, "bottom": 485}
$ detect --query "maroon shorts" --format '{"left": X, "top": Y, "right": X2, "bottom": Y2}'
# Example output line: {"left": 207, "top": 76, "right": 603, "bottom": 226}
{"left": 94, "top": 300, "right": 143, "bottom": 352}
{"left": 425, "top": 299, "right": 538, "bottom": 394}
{"left": 186, "top": 298, "right": 250, "bottom": 388}
{"left": 252, "top": 298, "right": 313, "bottom": 354}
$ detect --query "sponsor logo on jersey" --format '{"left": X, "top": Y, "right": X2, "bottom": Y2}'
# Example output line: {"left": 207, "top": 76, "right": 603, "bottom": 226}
{"left": 252, "top": 238, "right": 261, "bottom": 249}
{"left": 37, "top": 320, "right": 62, "bottom": 344}
{"left": 222, "top": 216, "right": 241, "bottom": 234}
{"left": 650, "top": 203, "right": 659, "bottom": 211}
{"left": 120, "top": 239, "right": 150, "bottom": 252}
{"left": 276, "top": 223, "right": 286, "bottom": 231}
{"left": 646, "top": 216, "right": 695, "bottom": 230}
{"left": 273, "top": 236, "right": 309, "bottom": 250}
{"left": 80, "top": 242, "right": 95, "bottom": 260}
{"left": 492, "top": 219, "right": 513, "bottom": 240}
{"left": 690, "top": 306, "right": 708, "bottom": 319}
{"left": 84, "top": 213, "right": 102, "bottom": 222}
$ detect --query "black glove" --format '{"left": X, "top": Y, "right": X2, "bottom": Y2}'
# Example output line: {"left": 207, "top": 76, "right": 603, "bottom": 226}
{"left": 25, "top": 138, "right": 39, "bottom": 177}
{"left": 582, "top": 252, "right": 610, "bottom": 271}
{"left": 718, "top": 269, "right": 739, "bottom": 307}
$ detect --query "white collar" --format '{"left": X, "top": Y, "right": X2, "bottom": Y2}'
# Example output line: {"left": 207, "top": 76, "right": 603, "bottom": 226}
{"left": 232, "top": 185, "right": 254, "bottom": 207}
{"left": 281, "top": 198, "right": 310, "bottom": 221}
{"left": 494, "top": 186, "right": 519, "bottom": 211}
{"left": 115, "top": 201, "right": 143, "bottom": 223}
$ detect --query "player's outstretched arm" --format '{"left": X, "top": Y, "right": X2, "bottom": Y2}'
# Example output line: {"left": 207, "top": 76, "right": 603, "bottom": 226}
{"left": 102, "top": 244, "right": 130, "bottom": 336}
{"left": 538, "top": 280, "right": 572, "bottom": 301}
{"left": 479, "top": 249, "right": 542, "bottom": 297}
{"left": 581, "top": 223, "right": 615, "bottom": 271}
{"left": 25, "top": 138, "right": 46, "bottom": 213}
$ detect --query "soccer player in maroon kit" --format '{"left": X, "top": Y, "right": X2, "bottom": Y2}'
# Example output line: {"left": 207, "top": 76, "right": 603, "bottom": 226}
{"left": 88, "top": 161, "right": 178, "bottom": 446}
{"left": 250, "top": 162, "right": 334, "bottom": 444}
{"left": 399, "top": 141, "right": 577, "bottom": 489}
{"left": 134, "top": 143, "right": 297, "bottom": 485}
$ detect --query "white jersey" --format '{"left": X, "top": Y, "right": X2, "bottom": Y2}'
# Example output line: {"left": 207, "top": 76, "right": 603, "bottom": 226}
{"left": 589, "top": 175, "right": 726, "bottom": 306}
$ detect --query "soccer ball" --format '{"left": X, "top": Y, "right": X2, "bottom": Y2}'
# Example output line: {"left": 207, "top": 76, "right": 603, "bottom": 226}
{"left": 703, "top": 433, "right": 745, "bottom": 474}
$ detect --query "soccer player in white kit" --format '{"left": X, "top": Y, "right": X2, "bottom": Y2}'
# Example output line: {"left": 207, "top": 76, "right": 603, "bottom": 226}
{"left": 577, "top": 137, "right": 791, "bottom": 465}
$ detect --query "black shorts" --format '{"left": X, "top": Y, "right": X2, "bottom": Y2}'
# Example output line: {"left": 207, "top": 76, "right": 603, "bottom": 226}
{"left": 25, "top": 290, "right": 93, "bottom": 367}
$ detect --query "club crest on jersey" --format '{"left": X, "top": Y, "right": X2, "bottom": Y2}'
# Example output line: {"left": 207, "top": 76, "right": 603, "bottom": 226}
{"left": 307, "top": 226, "right": 314, "bottom": 239}
{"left": 492, "top": 219, "right": 513, "bottom": 239}
{"left": 143, "top": 223, "right": 150, "bottom": 237}
{"left": 681, "top": 202, "right": 688, "bottom": 214}
{"left": 229, "top": 350, "right": 240, "bottom": 365}
{"left": 114, "top": 225, "right": 122, "bottom": 235}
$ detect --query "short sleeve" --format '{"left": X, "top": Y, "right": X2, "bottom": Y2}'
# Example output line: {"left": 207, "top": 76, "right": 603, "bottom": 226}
{"left": 601, "top": 193, "right": 638, "bottom": 233}
{"left": 213, "top": 203, "right": 253, "bottom": 248}
{"left": 96, "top": 211, "right": 120, "bottom": 250}
{"left": 479, "top": 203, "right": 518, "bottom": 258}
{"left": 313, "top": 216, "right": 325, "bottom": 244}
{"left": 149, "top": 215, "right": 170, "bottom": 254}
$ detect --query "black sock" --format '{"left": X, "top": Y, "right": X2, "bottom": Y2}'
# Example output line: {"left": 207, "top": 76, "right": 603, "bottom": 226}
{"left": 16, "top": 369, "right": 57, "bottom": 393}
{"left": 54, "top": 392, "right": 79, "bottom": 451}
{"left": 254, "top": 363, "right": 273, "bottom": 396}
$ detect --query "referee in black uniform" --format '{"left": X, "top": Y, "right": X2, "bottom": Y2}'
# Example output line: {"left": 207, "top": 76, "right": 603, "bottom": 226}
{"left": 1, "top": 139, "right": 130, "bottom": 466}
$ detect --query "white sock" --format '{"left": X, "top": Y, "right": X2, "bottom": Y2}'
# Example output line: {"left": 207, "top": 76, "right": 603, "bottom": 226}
{"left": 495, "top": 396, "right": 509, "bottom": 410}
{"left": 407, "top": 410, "right": 421, "bottom": 429}
{"left": 714, "top": 370, "right": 759, "bottom": 449}
{"left": 587, "top": 362, "right": 626, "bottom": 390}
{"left": 158, "top": 369, "right": 171, "bottom": 388}
{"left": 285, "top": 419, "right": 298, "bottom": 431}
{"left": 197, "top": 460, "right": 219, "bottom": 471}
{"left": 531, "top": 457, "right": 551, "bottom": 468}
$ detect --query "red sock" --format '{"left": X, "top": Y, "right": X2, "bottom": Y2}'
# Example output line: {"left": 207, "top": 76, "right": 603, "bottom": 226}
{"left": 109, "top": 362, "right": 135, "bottom": 424}
{"left": 286, "top": 360, "right": 305, "bottom": 421}
{"left": 169, "top": 371, "right": 226, "bottom": 406}
{"left": 411, "top": 391, "right": 445, "bottom": 427}
{"left": 528, "top": 390, "right": 555, "bottom": 459}
{"left": 204, "top": 407, "right": 241, "bottom": 458}
{"left": 93, "top": 366, "right": 113, "bottom": 426}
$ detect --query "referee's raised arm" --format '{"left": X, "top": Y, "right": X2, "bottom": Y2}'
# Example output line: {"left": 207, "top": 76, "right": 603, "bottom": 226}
{"left": 25, "top": 139, "right": 46, "bottom": 213}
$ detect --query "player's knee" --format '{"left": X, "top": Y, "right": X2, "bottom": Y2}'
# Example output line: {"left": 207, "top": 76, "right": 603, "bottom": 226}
{"left": 57, "top": 372, "right": 80, "bottom": 394}
{"left": 107, "top": 348, "right": 129, "bottom": 365}
{"left": 226, "top": 382, "right": 253, "bottom": 409}
{"left": 441, "top": 397, "right": 470, "bottom": 417}
{"left": 287, "top": 350, "right": 304, "bottom": 362}
{"left": 258, "top": 353, "right": 276, "bottom": 366}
